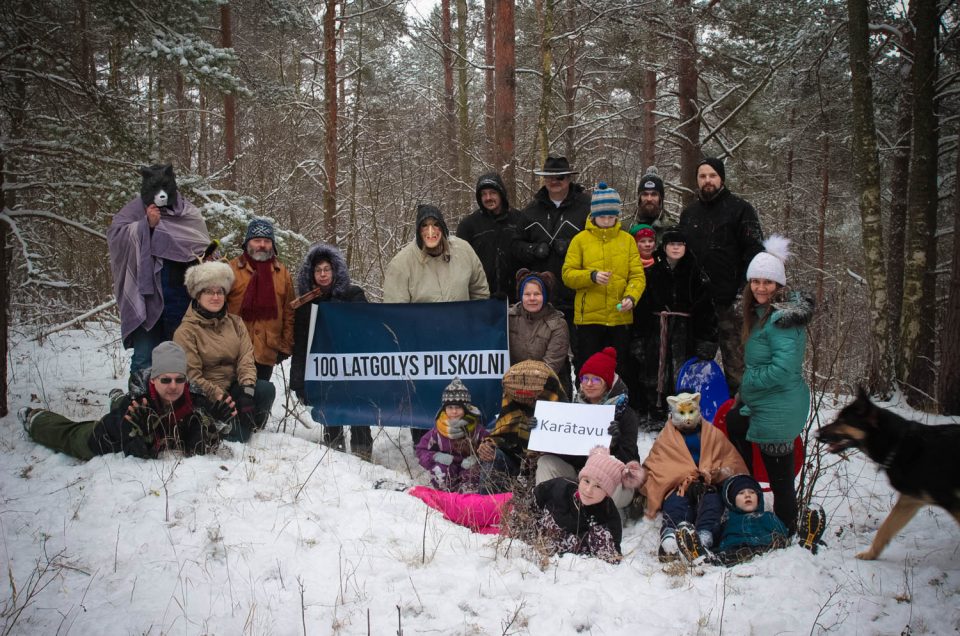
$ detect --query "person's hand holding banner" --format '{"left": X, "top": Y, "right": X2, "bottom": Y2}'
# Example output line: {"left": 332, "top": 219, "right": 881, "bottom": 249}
{"left": 527, "top": 401, "right": 614, "bottom": 455}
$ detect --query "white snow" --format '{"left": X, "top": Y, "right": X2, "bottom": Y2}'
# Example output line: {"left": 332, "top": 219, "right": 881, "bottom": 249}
{"left": 3, "top": 325, "right": 960, "bottom": 634}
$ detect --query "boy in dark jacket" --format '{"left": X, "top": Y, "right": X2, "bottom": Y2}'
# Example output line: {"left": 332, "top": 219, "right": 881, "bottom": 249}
{"left": 711, "top": 474, "right": 789, "bottom": 564}
{"left": 20, "top": 342, "right": 234, "bottom": 459}
{"left": 629, "top": 227, "right": 718, "bottom": 428}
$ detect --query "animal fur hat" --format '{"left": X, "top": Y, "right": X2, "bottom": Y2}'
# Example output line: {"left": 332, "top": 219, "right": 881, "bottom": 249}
{"left": 185, "top": 261, "right": 235, "bottom": 298}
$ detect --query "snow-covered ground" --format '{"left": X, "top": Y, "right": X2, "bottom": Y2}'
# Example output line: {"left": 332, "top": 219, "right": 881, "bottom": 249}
{"left": 3, "top": 325, "right": 959, "bottom": 635}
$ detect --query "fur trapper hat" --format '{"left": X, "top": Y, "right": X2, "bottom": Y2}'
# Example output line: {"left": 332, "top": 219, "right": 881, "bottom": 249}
{"left": 185, "top": 261, "right": 235, "bottom": 298}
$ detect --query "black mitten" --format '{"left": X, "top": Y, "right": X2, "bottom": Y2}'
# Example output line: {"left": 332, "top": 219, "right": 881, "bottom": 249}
{"left": 533, "top": 242, "right": 550, "bottom": 260}
{"left": 686, "top": 480, "right": 707, "bottom": 508}
{"left": 607, "top": 420, "right": 621, "bottom": 445}
{"left": 122, "top": 403, "right": 158, "bottom": 458}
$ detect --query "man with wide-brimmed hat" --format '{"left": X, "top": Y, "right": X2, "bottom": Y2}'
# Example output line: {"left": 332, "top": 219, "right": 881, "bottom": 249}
{"left": 512, "top": 155, "right": 592, "bottom": 349}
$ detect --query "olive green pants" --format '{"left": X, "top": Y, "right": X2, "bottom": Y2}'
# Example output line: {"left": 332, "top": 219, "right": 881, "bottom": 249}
{"left": 27, "top": 410, "right": 97, "bottom": 460}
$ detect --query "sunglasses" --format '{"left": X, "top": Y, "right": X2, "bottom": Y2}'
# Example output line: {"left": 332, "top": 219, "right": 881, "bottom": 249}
{"left": 580, "top": 375, "right": 604, "bottom": 386}
{"left": 157, "top": 376, "right": 187, "bottom": 385}
{"left": 546, "top": 175, "right": 569, "bottom": 182}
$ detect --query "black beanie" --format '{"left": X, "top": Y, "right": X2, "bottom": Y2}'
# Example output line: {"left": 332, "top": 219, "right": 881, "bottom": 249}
{"left": 697, "top": 157, "right": 726, "bottom": 183}
{"left": 638, "top": 171, "right": 665, "bottom": 199}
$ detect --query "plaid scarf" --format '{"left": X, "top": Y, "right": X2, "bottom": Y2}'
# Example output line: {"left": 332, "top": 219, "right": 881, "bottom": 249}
{"left": 240, "top": 257, "right": 278, "bottom": 322}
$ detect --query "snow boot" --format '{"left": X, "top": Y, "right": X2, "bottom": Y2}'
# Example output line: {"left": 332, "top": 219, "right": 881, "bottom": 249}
{"left": 658, "top": 529, "right": 680, "bottom": 563}
{"left": 797, "top": 504, "right": 826, "bottom": 554}
{"left": 18, "top": 407, "right": 37, "bottom": 434}
{"left": 676, "top": 522, "right": 710, "bottom": 563}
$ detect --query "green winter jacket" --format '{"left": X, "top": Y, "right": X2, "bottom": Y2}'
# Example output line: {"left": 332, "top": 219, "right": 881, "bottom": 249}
{"left": 739, "top": 292, "right": 813, "bottom": 444}
{"left": 561, "top": 217, "right": 645, "bottom": 327}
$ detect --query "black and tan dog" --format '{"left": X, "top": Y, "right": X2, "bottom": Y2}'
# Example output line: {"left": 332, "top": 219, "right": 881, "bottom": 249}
{"left": 818, "top": 388, "right": 960, "bottom": 560}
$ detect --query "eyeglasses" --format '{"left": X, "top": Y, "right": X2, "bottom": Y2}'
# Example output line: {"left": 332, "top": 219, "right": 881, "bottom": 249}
{"left": 314, "top": 266, "right": 333, "bottom": 274}
{"left": 157, "top": 376, "right": 187, "bottom": 385}
{"left": 546, "top": 175, "right": 568, "bottom": 182}
{"left": 580, "top": 375, "right": 604, "bottom": 386}
{"left": 201, "top": 288, "right": 226, "bottom": 297}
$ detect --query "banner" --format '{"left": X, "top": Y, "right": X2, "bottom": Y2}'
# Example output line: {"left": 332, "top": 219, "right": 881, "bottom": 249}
{"left": 526, "top": 400, "right": 614, "bottom": 455}
{"left": 303, "top": 299, "right": 508, "bottom": 428}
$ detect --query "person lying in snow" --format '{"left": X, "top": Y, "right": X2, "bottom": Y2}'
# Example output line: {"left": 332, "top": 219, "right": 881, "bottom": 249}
{"left": 19, "top": 342, "right": 235, "bottom": 459}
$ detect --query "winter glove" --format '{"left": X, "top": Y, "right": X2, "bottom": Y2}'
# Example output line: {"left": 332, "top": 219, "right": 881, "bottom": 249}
{"left": 686, "top": 480, "right": 708, "bottom": 508}
{"left": 553, "top": 238, "right": 570, "bottom": 256}
{"left": 519, "top": 416, "right": 539, "bottom": 433}
{"left": 607, "top": 420, "right": 621, "bottom": 446}
{"left": 122, "top": 401, "right": 159, "bottom": 458}
{"left": 461, "top": 456, "right": 478, "bottom": 470}
{"left": 207, "top": 398, "right": 236, "bottom": 436}
{"left": 533, "top": 242, "right": 550, "bottom": 260}
{"left": 695, "top": 341, "right": 718, "bottom": 361}
{"left": 447, "top": 418, "right": 469, "bottom": 440}
{"left": 433, "top": 452, "right": 455, "bottom": 466}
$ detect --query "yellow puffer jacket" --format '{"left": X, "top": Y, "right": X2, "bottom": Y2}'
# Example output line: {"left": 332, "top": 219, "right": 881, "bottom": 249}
{"left": 561, "top": 217, "right": 645, "bottom": 326}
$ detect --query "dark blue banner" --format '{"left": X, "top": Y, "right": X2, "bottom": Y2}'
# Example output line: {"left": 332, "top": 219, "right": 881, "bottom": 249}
{"left": 303, "top": 299, "right": 509, "bottom": 428}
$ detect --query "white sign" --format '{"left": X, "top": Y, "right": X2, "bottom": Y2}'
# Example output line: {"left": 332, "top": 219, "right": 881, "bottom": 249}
{"left": 527, "top": 400, "right": 614, "bottom": 456}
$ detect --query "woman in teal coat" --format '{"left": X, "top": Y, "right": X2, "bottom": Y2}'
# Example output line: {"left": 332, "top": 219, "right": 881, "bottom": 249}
{"left": 725, "top": 235, "right": 813, "bottom": 534}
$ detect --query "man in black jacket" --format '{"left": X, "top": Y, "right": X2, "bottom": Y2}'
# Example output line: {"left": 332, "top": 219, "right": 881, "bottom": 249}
{"left": 678, "top": 158, "right": 763, "bottom": 393}
{"left": 457, "top": 173, "right": 520, "bottom": 302}
{"left": 512, "top": 156, "right": 591, "bottom": 341}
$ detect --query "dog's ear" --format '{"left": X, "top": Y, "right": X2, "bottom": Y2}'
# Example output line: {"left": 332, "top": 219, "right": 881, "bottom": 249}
{"left": 856, "top": 385, "right": 871, "bottom": 403}
{"left": 849, "top": 386, "right": 881, "bottom": 427}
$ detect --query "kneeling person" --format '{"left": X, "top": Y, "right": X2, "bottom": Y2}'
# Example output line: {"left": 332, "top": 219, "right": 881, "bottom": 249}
{"left": 19, "top": 342, "right": 235, "bottom": 459}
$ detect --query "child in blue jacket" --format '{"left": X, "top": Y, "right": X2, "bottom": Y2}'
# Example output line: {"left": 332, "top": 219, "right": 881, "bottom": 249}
{"left": 713, "top": 474, "right": 789, "bottom": 565}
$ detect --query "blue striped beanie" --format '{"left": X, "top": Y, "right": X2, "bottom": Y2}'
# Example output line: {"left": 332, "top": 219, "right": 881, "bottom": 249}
{"left": 590, "top": 182, "right": 622, "bottom": 217}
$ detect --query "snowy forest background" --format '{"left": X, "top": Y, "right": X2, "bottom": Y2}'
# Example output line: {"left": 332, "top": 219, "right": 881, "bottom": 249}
{"left": 0, "top": 0, "right": 959, "bottom": 416}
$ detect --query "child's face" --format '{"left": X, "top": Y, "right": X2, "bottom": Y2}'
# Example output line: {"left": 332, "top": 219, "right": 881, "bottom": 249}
{"left": 735, "top": 488, "right": 759, "bottom": 512}
{"left": 637, "top": 237, "right": 655, "bottom": 258}
{"left": 444, "top": 404, "right": 465, "bottom": 420}
{"left": 664, "top": 242, "right": 686, "bottom": 261}
{"left": 578, "top": 475, "right": 607, "bottom": 506}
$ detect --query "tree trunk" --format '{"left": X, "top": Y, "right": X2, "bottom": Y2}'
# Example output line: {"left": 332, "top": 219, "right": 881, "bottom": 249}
{"left": 221, "top": 4, "right": 236, "bottom": 189}
{"left": 534, "top": 0, "right": 554, "bottom": 165}
{"left": 784, "top": 105, "right": 796, "bottom": 224}
{"left": 560, "top": 0, "right": 579, "bottom": 162}
{"left": 484, "top": 0, "right": 495, "bottom": 164}
{"left": 675, "top": 0, "right": 700, "bottom": 204}
{"left": 493, "top": 0, "right": 516, "bottom": 200}
{"left": 847, "top": 0, "right": 894, "bottom": 395}
{"left": 176, "top": 72, "right": 190, "bottom": 171}
{"left": 347, "top": 0, "right": 365, "bottom": 264}
{"left": 323, "top": 0, "right": 338, "bottom": 242}
{"left": 899, "top": 0, "right": 938, "bottom": 408}
{"left": 455, "top": 0, "right": 471, "bottom": 208}
{"left": 816, "top": 133, "right": 829, "bottom": 307}
{"left": 441, "top": 0, "right": 458, "bottom": 205}
{"left": 887, "top": 23, "right": 914, "bottom": 357}
{"left": 641, "top": 69, "right": 657, "bottom": 171}
{"left": 938, "top": 140, "right": 960, "bottom": 414}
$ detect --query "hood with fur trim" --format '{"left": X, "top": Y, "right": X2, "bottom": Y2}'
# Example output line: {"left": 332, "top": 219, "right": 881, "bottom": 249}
{"left": 295, "top": 242, "right": 353, "bottom": 296}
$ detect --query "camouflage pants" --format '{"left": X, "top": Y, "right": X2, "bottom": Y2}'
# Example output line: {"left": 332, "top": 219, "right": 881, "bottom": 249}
{"left": 716, "top": 301, "right": 744, "bottom": 393}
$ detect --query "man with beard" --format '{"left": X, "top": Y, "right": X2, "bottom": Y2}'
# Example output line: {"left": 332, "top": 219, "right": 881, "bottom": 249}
{"left": 227, "top": 218, "right": 296, "bottom": 382}
{"left": 628, "top": 168, "right": 669, "bottom": 240}
{"left": 456, "top": 173, "right": 520, "bottom": 302}
{"left": 678, "top": 158, "right": 763, "bottom": 394}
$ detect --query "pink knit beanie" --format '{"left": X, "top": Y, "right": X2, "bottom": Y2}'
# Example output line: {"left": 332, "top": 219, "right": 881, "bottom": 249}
{"left": 579, "top": 447, "right": 626, "bottom": 499}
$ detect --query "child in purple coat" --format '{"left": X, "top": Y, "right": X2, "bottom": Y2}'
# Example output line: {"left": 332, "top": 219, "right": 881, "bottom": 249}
{"left": 416, "top": 377, "right": 489, "bottom": 492}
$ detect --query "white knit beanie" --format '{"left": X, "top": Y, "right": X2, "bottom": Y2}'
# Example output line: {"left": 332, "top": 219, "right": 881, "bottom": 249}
{"left": 746, "top": 235, "right": 791, "bottom": 286}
